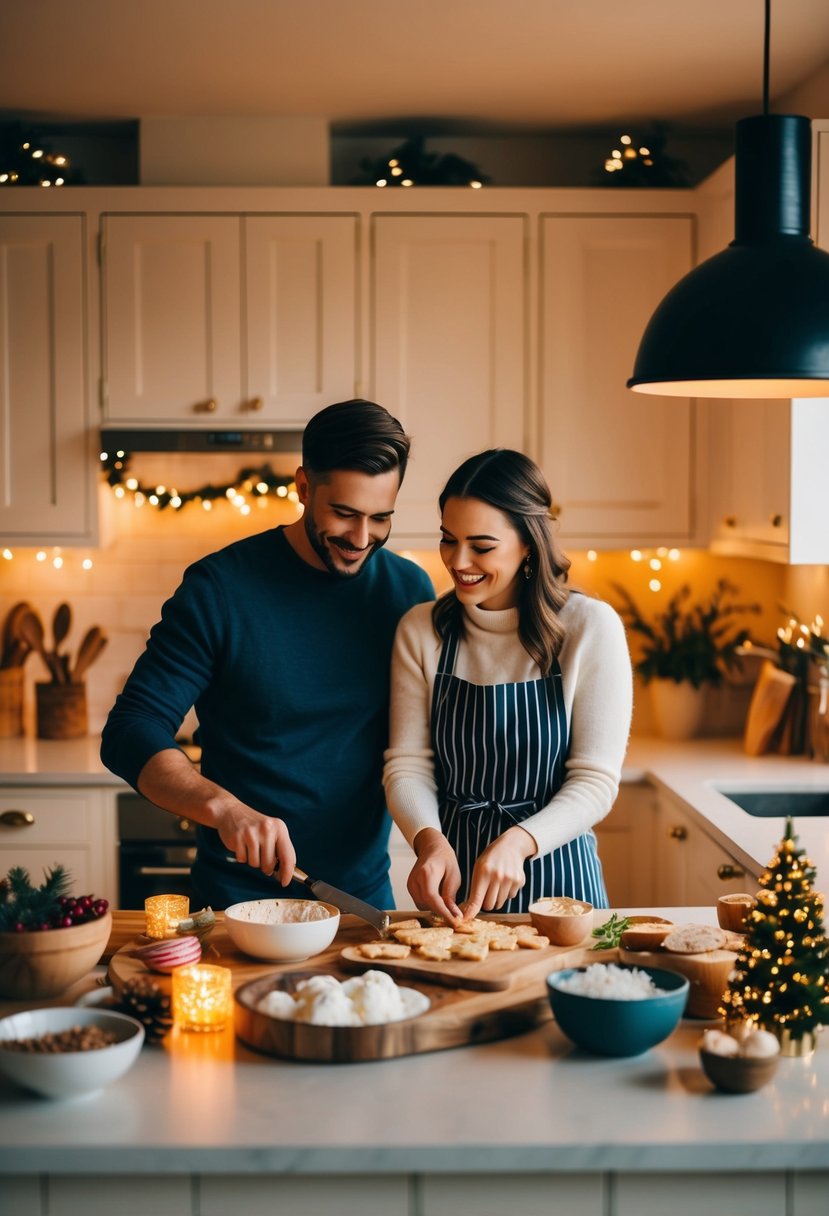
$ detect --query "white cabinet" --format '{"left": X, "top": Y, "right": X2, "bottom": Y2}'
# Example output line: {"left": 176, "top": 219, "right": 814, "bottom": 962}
{"left": 539, "top": 214, "right": 697, "bottom": 546}
{"left": 371, "top": 213, "right": 527, "bottom": 540}
{"left": 0, "top": 787, "right": 118, "bottom": 905}
{"left": 101, "top": 213, "right": 357, "bottom": 427}
{"left": 594, "top": 781, "right": 659, "bottom": 907}
{"left": 0, "top": 215, "right": 95, "bottom": 544}
{"left": 654, "top": 794, "right": 760, "bottom": 907}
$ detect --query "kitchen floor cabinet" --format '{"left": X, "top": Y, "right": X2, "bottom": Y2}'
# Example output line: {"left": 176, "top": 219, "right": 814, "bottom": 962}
{"left": 654, "top": 792, "right": 760, "bottom": 907}
{"left": 371, "top": 213, "right": 527, "bottom": 540}
{"left": 0, "top": 787, "right": 118, "bottom": 906}
{"left": 539, "top": 214, "right": 696, "bottom": 546}
{"left": 594, "top": 780, "right": 659, "bottom": 907}
{"left": 0, "top": 215, "right": 95, "bottom": 544}
{"left": 101, "top": 213, "right": 357, "bottom": 427}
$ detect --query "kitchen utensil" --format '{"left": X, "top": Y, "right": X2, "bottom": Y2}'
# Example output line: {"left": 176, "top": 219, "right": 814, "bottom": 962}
{"left": 227, "top": 857, "right": 390, "bottom": 936}
{"left": 72, "top": 626, "right": 107, "bottom": 682}
{"left": 18, "top": 609, "right": 63, "bottom": 683}
{"left": 52, "top": 601, "right": 71, "bottom": 655}
{"left": 0, "top": 601, "right": 33, "bottom": 667}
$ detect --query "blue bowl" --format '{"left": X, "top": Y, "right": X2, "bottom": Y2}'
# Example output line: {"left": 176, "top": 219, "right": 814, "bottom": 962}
{"left": 546, "top": 965, "right": 689, "bottom": 1057}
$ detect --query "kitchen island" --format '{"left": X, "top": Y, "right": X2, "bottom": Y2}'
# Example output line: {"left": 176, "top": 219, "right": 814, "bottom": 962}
{"left": 1, "top": 908, "right": 827, "bottom": 1216}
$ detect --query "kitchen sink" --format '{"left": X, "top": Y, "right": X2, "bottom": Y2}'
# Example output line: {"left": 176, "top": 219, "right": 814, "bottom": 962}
{"left": 716, "top": 789, "right": 829, "bottom": 818}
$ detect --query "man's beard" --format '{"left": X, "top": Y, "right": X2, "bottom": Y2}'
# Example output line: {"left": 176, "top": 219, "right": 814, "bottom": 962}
{"left": 304, "top": 517, "right": 388, "bottom": 578}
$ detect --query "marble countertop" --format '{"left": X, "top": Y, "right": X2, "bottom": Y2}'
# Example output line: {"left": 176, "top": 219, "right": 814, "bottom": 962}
{"left": 0, "top": 907, "right": 826, "bottom": 1175}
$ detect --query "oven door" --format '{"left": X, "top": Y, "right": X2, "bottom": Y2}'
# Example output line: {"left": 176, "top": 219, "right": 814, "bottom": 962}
{"left": 117, "top": 792, "right": 197, "bottom": 909}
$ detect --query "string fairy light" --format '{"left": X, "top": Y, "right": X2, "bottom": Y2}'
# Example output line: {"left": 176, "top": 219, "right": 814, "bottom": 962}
{"left": 100, "top": 448, "right": 298, "bottom": 514}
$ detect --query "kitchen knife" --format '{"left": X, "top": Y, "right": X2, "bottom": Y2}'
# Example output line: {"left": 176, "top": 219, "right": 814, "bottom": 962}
{"left": 225, "top": 857, "right": 390, "bottom": 936}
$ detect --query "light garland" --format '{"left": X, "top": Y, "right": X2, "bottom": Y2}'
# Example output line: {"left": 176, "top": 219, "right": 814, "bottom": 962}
{"left": 100, "top": 449, "right": 298, "bottom": 515}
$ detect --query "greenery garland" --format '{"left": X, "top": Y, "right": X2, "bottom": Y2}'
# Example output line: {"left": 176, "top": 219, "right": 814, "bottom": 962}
{"left": 100, "top": 450, "right": 297, "bottom": 513}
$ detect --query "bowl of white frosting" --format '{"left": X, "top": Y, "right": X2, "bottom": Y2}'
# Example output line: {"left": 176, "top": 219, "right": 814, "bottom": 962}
{"left": 223, "top": 898, "right": 340, "bottom": 962}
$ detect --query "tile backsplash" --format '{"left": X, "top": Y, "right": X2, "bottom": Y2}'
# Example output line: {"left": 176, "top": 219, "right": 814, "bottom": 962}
{"left": 2, "top": 487, "right": 826, "bottom": 742}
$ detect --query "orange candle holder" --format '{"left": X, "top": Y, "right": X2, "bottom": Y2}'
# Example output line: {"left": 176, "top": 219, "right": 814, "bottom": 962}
{"left": 172, "top": 964, "right": 233, "bottom": 1032}
{"left": 144, "top": 894, "right": 190, "bottom": 939}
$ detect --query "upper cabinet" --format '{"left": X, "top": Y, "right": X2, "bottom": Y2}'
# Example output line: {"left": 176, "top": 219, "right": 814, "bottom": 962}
{"left": 0, "top": 214, "right": 96, "bottom": 544}
{"left": 539, "top": 214, "right": 696, "bottom": 546}
{"left": 101, "top": 213, "right": 357, "bottom": 426}
{"left": 371, "top": 213, "right": 527, "bottom": 539}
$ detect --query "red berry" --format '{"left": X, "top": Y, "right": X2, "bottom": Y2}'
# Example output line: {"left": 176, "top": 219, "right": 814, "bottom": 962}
{"left": 39, "top": 922, "right": 51, "bottom": 931}
{"left": 60, "top": 915, "right": 74, "bottom": 928}
{"left": 94, "top": 899, "right": 109, "bottom": 916}
{"left": 13, "top": 922, "right": 25, "bottom": 933}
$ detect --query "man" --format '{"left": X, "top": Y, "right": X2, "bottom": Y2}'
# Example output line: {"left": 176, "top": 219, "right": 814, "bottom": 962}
{"left": 101, "top": 399, "right": 434, "bottom": 910}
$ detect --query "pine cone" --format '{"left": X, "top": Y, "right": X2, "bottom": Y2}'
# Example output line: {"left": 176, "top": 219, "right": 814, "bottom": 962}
{"left": 117, "top": 976, "right": 174, "bottom": 1045}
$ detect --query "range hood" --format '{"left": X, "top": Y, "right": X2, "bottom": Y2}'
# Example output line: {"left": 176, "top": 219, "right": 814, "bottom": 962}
{"left": 100, "top": 427, "right": 304, "bottom": 455}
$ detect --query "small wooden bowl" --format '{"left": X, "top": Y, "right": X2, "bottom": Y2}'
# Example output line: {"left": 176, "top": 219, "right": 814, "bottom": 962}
{"left": 699, "top": 1047, "right": 779, "bottom": 1093}
{"left": 619, "top": 916, "right": 674, "bottom": 951}
{"left": 528, "top": 897, "right": 593, "bottom": 947}
{"left": 717, "top": 893, "right": 757, "bottom": 932}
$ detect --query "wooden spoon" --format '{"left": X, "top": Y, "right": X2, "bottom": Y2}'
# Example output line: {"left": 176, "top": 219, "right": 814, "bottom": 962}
{"left": 1, "top": 600, "right": 33, "bottom": 666}
{"left": 72, "top": 627, "right": 107, "bottom": 683}
{"left": 52, "top": 602, "right": 72, "bottom": 655}
{"left": 18, "top": 610, "right": 63, "bottom": 683}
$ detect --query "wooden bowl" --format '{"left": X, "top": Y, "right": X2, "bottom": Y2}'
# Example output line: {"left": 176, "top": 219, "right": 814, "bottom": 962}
{"left": 0, "top": 912, "right": 112, "bottom": 1000}
{"left": 699, "top": 1047, "right": 779, "bottom": 1093}
{"left": 619, "top": 916, "right": 674, "bottom": 951}
{"left": 528, "top": 897, "right": 593, "bottom": 947}
{"left": 716, "top": 893, "right": 757, "bottom": 932}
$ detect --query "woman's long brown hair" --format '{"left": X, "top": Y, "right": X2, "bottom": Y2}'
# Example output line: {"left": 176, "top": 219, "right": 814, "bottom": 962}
{"left": 432, "top": 449, "right": 570, "bottom": 675}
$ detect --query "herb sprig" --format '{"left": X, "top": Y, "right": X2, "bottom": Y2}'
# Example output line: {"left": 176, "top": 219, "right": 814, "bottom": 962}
{"left": 591, "top": 912, "right": 630, "bottom": 951}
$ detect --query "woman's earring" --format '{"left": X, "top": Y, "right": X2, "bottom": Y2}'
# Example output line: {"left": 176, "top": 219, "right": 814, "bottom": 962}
{"left": 523, "top": 556, "right": 533, "bottom": 580}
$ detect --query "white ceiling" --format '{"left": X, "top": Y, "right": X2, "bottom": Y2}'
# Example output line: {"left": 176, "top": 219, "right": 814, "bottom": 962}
{"left": 2, "top": 0, "right": 829, "bottom": 132}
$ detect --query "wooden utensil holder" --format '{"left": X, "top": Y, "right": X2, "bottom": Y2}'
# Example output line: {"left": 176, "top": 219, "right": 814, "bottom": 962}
{"left": 0, "top": 666, "right": 24, "bottom": 737}
{"left": 35, "top": 681, "right": 87, "bottom": 739}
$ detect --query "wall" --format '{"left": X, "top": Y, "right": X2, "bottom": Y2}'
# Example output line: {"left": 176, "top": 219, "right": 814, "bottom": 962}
{"left": 0, "top": 472, "right": 803, "bottom": 743}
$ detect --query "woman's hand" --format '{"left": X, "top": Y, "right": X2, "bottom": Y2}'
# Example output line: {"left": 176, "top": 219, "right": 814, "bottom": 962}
{"left": 408, "top": 828, "right": 463, "bottom": 924}
{"left": 460, "top": 826, "right": 537, "bottom": 920}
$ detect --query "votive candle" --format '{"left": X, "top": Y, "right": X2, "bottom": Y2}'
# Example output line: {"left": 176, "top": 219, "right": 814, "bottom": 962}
{"left": 144, "top": 894, "right": 190, "bottom": 939}
{"left": 172, "top": 964, "right": 233, "bottom": 1032}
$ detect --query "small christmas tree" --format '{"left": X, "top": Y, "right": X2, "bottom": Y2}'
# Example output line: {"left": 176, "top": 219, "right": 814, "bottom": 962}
{"left": 720, "top": 817, "right": 828, "bottom": 1046}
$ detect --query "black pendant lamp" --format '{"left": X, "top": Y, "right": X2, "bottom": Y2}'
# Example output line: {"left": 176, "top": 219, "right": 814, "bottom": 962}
{"left": 628, "top": 0, "right": 829, "bottom": 398}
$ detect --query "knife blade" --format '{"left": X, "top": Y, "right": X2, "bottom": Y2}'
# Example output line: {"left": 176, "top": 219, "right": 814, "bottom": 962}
{"left": 225, "top": 857, "right": 390, "bottom": 936}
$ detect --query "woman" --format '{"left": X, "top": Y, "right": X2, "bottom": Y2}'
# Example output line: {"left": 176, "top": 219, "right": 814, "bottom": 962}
{"left": 383, "top": 449, "right": 632, "bottom": 924}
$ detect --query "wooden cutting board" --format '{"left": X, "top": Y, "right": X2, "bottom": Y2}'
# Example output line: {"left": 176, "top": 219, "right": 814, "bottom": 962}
{"left": 106, "top": 910, "right": 615, "bottom": 1061}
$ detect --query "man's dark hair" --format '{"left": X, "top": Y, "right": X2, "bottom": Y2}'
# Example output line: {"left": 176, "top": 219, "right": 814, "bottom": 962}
{"left": 302, "top": 399, "right": 410, "bottom": 483}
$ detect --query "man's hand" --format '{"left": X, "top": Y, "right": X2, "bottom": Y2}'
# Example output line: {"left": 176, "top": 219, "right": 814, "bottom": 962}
{"left": 408, "top": 827, "right": 463, "bottom": 924}
{"left": 459, "top": 826, "right": 536, "bottom": 921}
{"left": 213, "top": 800, "right": 296, "bottom": 884}
{"left": 137, "top": 747, "right": 296, "bottom": 883}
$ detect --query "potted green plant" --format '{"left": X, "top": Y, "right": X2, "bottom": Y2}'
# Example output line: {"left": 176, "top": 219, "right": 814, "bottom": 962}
{"left": 612, "top": 579, "right": 759, "bottom": 739}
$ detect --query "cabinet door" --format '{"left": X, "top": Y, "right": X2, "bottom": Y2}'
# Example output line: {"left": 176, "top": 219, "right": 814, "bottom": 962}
{"left": 655, "top": 797, "right": 759, "bottom": 907}
{"left": 708, "top": 398, "right": 791, "bottom": 557}
{"left": 0, "top": 215, "right": 92, "bottom": 541}
{"left": 372, "top": 214, "right": 527, "bottom": 541}
{"left": 102, "top": 215, "right": 241, "bottom": 424}
{"left": 0, "top": 788, "right": 118, "bottom": 904}
{"left": 244, "top": 215, "right": 357, "bottom": 424}
{"left": 594, "top": 782, "right": 658, "bottom": 908}
{"left": 540, "top": 215, "right": 695, "bottom": 545}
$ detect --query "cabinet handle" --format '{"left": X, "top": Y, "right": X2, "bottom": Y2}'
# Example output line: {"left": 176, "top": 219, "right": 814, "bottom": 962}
{"left": 243, "top": 396, "right": 264, "bottom": 412}
{"left": 178, "top": 819, "right": 192, "bottom": 833}
{"left": 770, "top": 513, "right": 783, "bottom": 528}
{"left": 0, "top": 809, "right": 35, "bottom": 827}
{"left": 193, "top": 398, "right": 218, "bottom": 413}
{"left": 718, "top": 863, "right": 745, "bottom": 881}
{"left": 669, "top": 825, "right": 687, "bottom": 841}
{"left": 723, "top": 515, "right": 737, "bottom": 528}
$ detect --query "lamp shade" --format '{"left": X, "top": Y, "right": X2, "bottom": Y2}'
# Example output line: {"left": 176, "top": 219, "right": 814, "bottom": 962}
{"left": 628, "top": 115, "right": 829, "bottom": 397}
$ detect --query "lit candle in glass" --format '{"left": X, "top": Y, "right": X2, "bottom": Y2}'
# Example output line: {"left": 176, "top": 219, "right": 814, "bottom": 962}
{"left": 172, "top": 964, "right": 233, "bottom": 1032}
{"left": 144, "top": 894, "right": 190, "bottom": 939}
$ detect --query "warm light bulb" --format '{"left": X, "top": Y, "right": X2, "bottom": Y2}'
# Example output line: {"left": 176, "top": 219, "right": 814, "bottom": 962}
{"left": 587, "top": 550, "right": 597, "bottom": 562}
{"left": 1, "top": 548, "right": 11, "bottom": 561}
{"left": 630, "top": 549, "right": 643, "bottom": 562}
{"left": 375, "top": 179, "right": 387, "bottom": 187}
{"left": 36, "top": 551, "right": 46, "bottom": 562}
{"left": 82, "top": 558, "right": 93, "bottom": 570}
{"left": 114, "top": 485, "right": 125, "bottom": 498}
{"left": 277, "top": 485, "right": 288, "bottom": 497}
{"left": 620, "top": 135, "right": 632, "bottom": 145}
{"left": 649, "top": 578, "right": 662, "bottom": 592}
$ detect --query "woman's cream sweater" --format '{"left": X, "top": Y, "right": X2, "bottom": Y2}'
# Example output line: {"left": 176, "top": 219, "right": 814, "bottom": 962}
{"left": 383, "top": 592, "right": 633, "bottom": 858}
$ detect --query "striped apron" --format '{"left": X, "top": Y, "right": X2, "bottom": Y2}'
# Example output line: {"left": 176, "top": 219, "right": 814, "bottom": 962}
{"left": 431, "top": 629, "right": 608, "bottom": 911}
